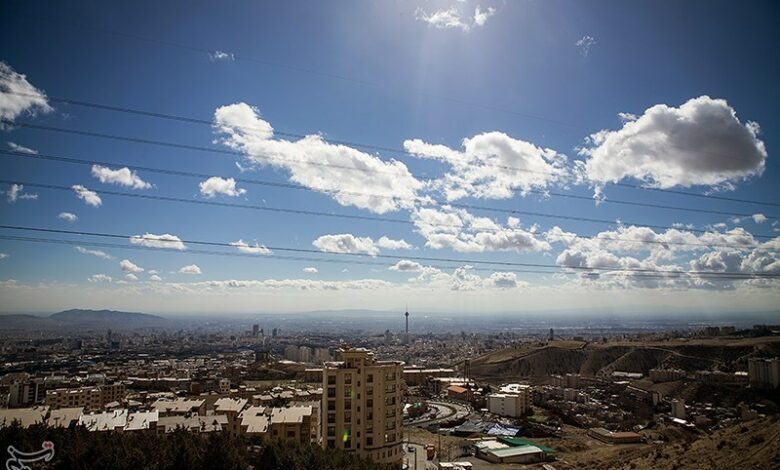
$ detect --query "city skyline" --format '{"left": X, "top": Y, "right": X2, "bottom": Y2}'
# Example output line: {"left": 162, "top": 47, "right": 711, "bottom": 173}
{"left": 1, "top": 0, "right": 779, "bottom": 314}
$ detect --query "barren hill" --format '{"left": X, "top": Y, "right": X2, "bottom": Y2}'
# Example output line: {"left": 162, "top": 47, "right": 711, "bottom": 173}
{"left": 469, "top": 337, "right": 780, "bottom": 380}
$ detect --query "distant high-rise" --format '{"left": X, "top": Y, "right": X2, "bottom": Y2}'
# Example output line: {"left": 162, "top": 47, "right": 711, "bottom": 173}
{"left": 322, "top": 347, "right": 403, "bottom": 465}
{"left": 549, "top": 328, "right": 554, "bottom": 341}
{"left": 404, "top": 309, "right": 409, "bottom": 335}
{"left": 252, "top": 324, "right": 259, "bottom": 337}
{"left": 272, "top": 328, "right": 278, "bottom": 338}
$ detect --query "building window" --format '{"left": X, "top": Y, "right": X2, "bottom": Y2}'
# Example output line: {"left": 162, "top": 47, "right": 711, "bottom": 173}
{"left": 367, "top": 374, "right": 373, "bottom": 383}
{"left": 344, "top": 374, "right": 352, "bottom": 385}
{"left": 367, "top": 437, "right": 373, "bottom": 446}
{"left": 327, "top": 375, "right": 336, "bottom": 385}
{"left": 327, "top": 426, "right": 335, "bottom": 436}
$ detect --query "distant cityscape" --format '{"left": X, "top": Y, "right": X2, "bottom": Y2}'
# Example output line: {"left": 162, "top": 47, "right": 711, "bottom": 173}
{"left": 1, "top": 309, "right": 778, "bottom": 469}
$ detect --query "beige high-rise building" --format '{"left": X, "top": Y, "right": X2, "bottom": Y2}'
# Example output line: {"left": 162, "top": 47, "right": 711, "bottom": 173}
{"left": 322, "top": 347, "right": 403, "bottom": 466}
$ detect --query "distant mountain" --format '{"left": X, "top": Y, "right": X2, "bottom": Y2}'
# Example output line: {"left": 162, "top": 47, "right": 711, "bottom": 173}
{"left": 48, "top": 309, "right": 167, "bottom": 328}
{"left": 0, "top": 309, "right": 168, "bottom": 330}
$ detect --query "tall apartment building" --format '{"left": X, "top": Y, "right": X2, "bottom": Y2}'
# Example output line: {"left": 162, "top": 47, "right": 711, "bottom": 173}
{"left": 322, "top": 347, "right": 404, "bottom": 466}
{"left": 45, "top": 383, "right": 126, "bottom": 410}
{"left": 748, "top": 358, "right": 780, "bottom": 388}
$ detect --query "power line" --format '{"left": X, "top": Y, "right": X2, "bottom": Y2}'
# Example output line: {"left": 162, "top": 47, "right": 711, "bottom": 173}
{"left": 3, "top": 148, "right": 775, "bottom": 221}
{"left": 1, "top": 225, "right": 777, "bottom": 278}
{"left": 2, "top": 178, "right": 774, "bottom": 247}
{"left": 0, "top": 234, "right": 766, "bottom": 282}
{"left": 3, "top": 92, "right": 779, "bottom": 209}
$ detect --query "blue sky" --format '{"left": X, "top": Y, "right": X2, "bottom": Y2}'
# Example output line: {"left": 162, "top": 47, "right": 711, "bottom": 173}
{"left": 0, "top": 0, "right": 778, "bottom": 314}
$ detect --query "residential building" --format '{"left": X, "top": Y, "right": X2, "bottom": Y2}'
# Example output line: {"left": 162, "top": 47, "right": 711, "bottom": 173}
{"left": 748, "top": 358, "right": 780, "bottom": 388}
{"left": 45, "top": 383, "right": 126, "bottom": 410}
{"left": 322, "top": 347, "right": 404, "bottom": 466}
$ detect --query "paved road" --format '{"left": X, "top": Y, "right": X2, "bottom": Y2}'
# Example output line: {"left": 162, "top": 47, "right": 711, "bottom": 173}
{"left": 402, "top": 443, "right": 436, "bottom": 470}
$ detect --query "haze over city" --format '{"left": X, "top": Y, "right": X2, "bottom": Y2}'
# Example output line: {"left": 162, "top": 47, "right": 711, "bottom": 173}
{"left": 1, "top": 1, "right": 779, "bottom": 469}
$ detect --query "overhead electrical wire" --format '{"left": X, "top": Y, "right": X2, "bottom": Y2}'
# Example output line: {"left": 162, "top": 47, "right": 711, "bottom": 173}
{"left": 2, "top": 148, "right": 776, "bottom": 222}
{"left": 2, "top": 92, "right": 778, "bottom": 209}
{"left": 0, "top": 225, "right": 777, "bottom": 278}
{"left": 1, "top": 178, "right": 775, "bottom": 248}
{"left": 0, "top": 235, "right": 768, "bottom": 282}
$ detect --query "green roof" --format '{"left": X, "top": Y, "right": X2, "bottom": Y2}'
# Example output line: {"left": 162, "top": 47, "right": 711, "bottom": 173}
{"left": 498, "top": 437, "right": 556, "bottom": 453}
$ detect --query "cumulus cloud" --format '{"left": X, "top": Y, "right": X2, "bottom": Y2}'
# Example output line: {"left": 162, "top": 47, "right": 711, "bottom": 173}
{"left": 415, "top": 5, "right": 495, "bottom": 31}
{"left": 72, "top": 185, "right": 102, "bottom": 207}
{"left": 412, "top": 207, "right": 550, "bottom": 253}
{"left": 575, "top": 35, "right": 596, "bottom": 56}
{"left": 209, "top": 50, "right": 234, "bottom": 61}
{"left": 752, "top": 213, "right": 767, "bottom": 224}
{"left": 124, "top": 273, "right": 139, "bottom": 282}
{"left": 91, "top": 165, "right": 151, "bottom": 189}
{"left": 179, "top": 264, "right": 202, "bottom": 275}
{"left": 303, "top": 267, "right": 318, "bottom": 274}
{"left": 149, "top": 274, "right": 162, "bottom": 282}
{"left": 179, "top": 278, "right": 393, "bottom": 291}
{"left": 76, "top": 246, "right": 113, "bottom": 260}
{"left": 58, "top": 212, "right": 77, "bottom": 223}
{"left": 119, "top": 259, "right": 144, "bottom": 273}
{"left": 376, "top": 236, "right": 413, "bottom": 250}
{"left": 405, "top": 132, "right": 568, "bottom": 200}
{"left": 6, "top": 184, "right": 37, "bottom": 202}
{"left": 213, "top": 102, "right": 423, "bottom": 214}
{"left": 130, "top": 233, "right": 186, "bottom": 250}
{"left": 0, "top": 61, "right": 52, "bottom": 126}
{"left": 579, "top": 96, "right": 767, "bottom": 193}
{"left": 389, "top": 260, "right": 425, "bottom": 272}
{"left": 230, "top": 239, "right": 272, "bottom": 255}
{"left": 88, "top": 274, "right": 112, "bottom": 283}
{"left": 312, "top": 234, "right": 380, "bottom": 256}
{"left": 0, "top": 253, "right": 7, "bottom": 260}
{"left": 7, "top": 142, "right": 37, "bottom": 154}
{"left": 199, "top": 176, "right": 246, "bottom": 198}
{"left": 545, "top": 224, "right": 773, "bottom": 289}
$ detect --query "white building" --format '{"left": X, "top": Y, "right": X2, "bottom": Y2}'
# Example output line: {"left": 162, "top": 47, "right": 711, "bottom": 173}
{"left": 487, "top": 384, "right": 530, "bottom": 417}
{"left": 671, "top": 399, "right": 686, "bottom": 420}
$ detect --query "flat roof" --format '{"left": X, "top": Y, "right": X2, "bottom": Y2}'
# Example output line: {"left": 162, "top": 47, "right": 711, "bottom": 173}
{"left": 489, "top": 445, "right": 544, "bottom": 458}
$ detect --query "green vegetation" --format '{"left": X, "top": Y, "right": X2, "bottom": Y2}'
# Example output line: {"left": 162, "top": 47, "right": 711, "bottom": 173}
{"left": 0, "top": 424, "right": 388, "bottom": 470}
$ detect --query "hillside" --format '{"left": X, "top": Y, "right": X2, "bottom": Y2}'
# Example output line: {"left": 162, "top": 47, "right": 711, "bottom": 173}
{"left": 0, "top": 309, "right": 168, "bottom": 330}
{"left": 554, "top": 416, "right": 780, "bottom": 469}
{"left": 469, "top": 337, "right": 780, "bottom": 380}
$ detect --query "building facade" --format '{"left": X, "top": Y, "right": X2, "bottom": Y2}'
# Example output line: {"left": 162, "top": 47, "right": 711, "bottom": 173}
{"left": 322, "top": 347, "right": 404, "bottom": 466}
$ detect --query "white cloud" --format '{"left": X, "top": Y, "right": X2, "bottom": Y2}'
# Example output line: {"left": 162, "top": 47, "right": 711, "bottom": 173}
{"left": 415, "top": 5, "right": 495, "bottom": 31}
{"left": 213, "top": 102, "right": 423, "bottom": 214}
{"left": 58, "top": 212, "right": 77, "bottom": 223}
{"left": 473, "top": 5, "right": 496, "bottom": 26}
{"left": 198, "top": 176, "right": 246, "bottom": 198}
{"left": 376, "top": 236, "right": 413, "bottom": 250}
{"left": 124, "top": 273, "right": 139, "bottom": 282}
{"left": 130, "top": 233, "right": 186, "bottom": 250}
{"left": 752, "top": 214, "right": 767, "bottom": 224}
{"left": 313, "top": 234, "right": 380, "bottom": 256}
{"left": 230, "top": 239, "right": 272, "bottom": 255}
{"left": 7, "top": 142, "right": 37, "bottom": 154}
{"left": 415, "top": 7, "right": 470, "bottom": 31}
{"left": 149, "top": 274, "right": 162, "bottom": 282}
{"left": 76, "top": 246, "right": 113, "bottom": 260}
{"left": 575, "top": 35, "right": 596, "bottom": 56}
{"left": 405, "top": 132, "right": 568, "bottom": 200}
{"left": 412, "top": 207, "right": 551, "bottom": 253}
{"left": 72, "top": 185, "right": 102, "bottom": 207}
{"left": 91, "top": 165, "right": 151, "bottom": 189}
{"left": 579, "top": 96, "right": 767, "bottom": 192}
{"left": 389, "top": 260, "right": 425, "bottom": 272}
{"left": 6, "top": 184, "right": 37, "bottom": 202}
{"left": 119, "top": 259, "right": 144, "bottom": 273}
{"left": 209, "top": 50, "right": 234, "bottom": 61}
{"left": 0, "top": 61, "right": 52, "bottom": 126}
{"left": 0, "top": 253, "right": 7, "bottom": 260}
{"left": 179, "top": 264, "right": 202, "bottom": 275}
{"left": 303, "top": 267, "right": 318, "bottom": 274}
{"left": 88, "top": 274, "right": 112, "bottom": 283}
